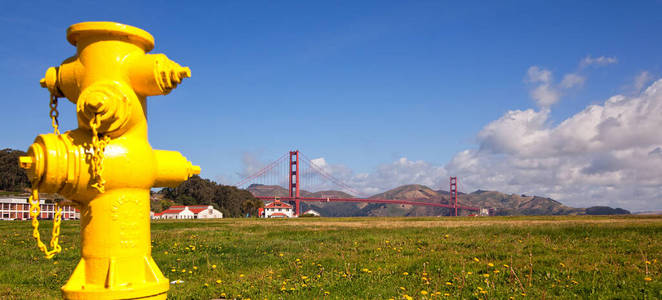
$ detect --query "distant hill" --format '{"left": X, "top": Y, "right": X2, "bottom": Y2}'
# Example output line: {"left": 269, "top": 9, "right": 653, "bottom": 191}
{"left": 248, "top": 184, "right": 630, "bottom": 217}
{"left": 633, "top": 210, "right": 662, "bottom": 215}
{"left": 458, "top": 190, "right": 584, "bottom": 216}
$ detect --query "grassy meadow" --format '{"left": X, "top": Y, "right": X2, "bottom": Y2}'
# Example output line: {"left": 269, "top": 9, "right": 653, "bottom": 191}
{"left": 0, "top": 215, "right": 660, "bottom": 299}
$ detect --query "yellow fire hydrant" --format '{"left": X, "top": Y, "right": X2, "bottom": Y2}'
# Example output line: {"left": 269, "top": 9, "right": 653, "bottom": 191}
{"left": 19, "top": 22, "right": 199, "bottom": 299}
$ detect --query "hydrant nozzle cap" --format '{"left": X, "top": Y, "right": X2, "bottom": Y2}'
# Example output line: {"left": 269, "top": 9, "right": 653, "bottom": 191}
{"left": 19, "top": 156, "right": 33, "bottom": 170}
{"left": 40, "top": 67, "right": 62, "bottom": 97}
{"left": 190, "top": 165, "right": 201, "bottom": 176}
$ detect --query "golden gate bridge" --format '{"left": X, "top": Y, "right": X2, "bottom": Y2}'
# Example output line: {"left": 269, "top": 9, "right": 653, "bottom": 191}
{"left": 234, "top": 150, "right": 479, "bottom": 216}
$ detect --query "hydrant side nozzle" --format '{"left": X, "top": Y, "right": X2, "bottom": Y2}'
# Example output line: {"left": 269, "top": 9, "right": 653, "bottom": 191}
{"left": 127, "top": 54, "right": 191, "bottom": 96}
{"left": 153, "top": 150, "right": 199, "bottom": 188}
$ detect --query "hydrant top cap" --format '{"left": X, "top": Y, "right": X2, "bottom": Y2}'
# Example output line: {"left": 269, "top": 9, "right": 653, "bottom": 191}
{"left": 67, "top": 22, "right": 155, "bottom": 52}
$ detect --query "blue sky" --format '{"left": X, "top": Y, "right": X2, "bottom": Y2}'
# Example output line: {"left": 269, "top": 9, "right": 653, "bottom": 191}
{"left": 1, "top": 1, "right": 661, "bottom": 210}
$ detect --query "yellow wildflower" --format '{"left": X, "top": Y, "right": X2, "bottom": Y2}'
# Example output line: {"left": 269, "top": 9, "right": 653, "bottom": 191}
{"left": 216, "top": 279, "right": 222, "bottom": 284}
{"left": 193, "top": 266, "right": 197, "bottom": 270}
{"left": 212, "top": 264, "right": 217, "bottom": 269}
{"left": 644, "top": 277, "right": 652, "bottom": 282}
{"left": 483, "top": 274, "right": 490, "bottom": 278}
{"left": 487, "top": 263, "right": 494, "bottom": 267}
{"left": 445, "top": 281, "right": 452, "bottom": 286}
{"left": 239, "top": 274, "right": 245, "bottom": 278}
{"left": 403, "top": 272, "right": 409, "bottom": 276}
{"left": 324, "top": 291, "right": 330, "bottom": 295}
{"left": 473, "top": 257, "right": 480, "bottom": 262}
{"left": 279, "top": 253, "right": 284, "bottom": 257}
{"left": 421, "top": 290, "right": 428, "bottom": 295}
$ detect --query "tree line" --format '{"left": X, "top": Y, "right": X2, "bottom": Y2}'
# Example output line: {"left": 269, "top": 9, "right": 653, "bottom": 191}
{"left": 158, "top": 175, "right": 263, "bottom": 217}
{"left": 0, "top": 149, "right": 30, "bottom": 191}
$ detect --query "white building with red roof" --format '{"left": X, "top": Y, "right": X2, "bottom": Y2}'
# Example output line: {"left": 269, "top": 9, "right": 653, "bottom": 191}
{"left": 153, "top": 205, "right": 222, "bottom": 220}
{"left": 261, "top": 200, "right": 294, "bottom": 218}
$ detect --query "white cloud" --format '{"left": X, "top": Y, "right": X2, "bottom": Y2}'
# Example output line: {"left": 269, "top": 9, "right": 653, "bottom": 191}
{"left": 447, "top": 79, "right": 662, "bottom": 211}
{"left": 526, "top": 56, "right": 616, "bottom": 108}
{"left": 634, "top": 71, "right": 653, "bottom": 93}
{"left": 560, "top": 73, "right": 586, "bottom": 88}
{"left": 526, "top": 66, "right": 553, "bottom": 83}
{"left": 580, "top": 55, "right": 618, "bottom": 68}
{"left": 526, "top": 66, "right": 561, "bottom": 107}
{"left": 239, "top": 152, "right": 266, "bottom": 177}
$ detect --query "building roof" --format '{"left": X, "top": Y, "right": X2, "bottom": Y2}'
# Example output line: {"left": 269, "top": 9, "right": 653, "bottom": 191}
{"left": 264, "top": 200, "right": 292, "bottom": 209}
{"left": 189, "top": 207, "right": 212, "bottom": 214}
{"left": 160, "top": 207, "right": 187, "bottom": 215}
{"left": 161, "top": 205, "right": 214, "bottom": 215}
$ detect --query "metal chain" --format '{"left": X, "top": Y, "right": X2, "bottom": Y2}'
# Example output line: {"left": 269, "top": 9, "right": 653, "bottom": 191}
{"left": 28, "top": 91, "right": 64, "bottom": 259}
{"left": 49, "top": 93, "right": 60, "bottom": 135}
{"left": 28, "top": 185, "right": 62, "bottom": 259}
{"left": 89, "top": 113, "right": 110, "bottom": 193}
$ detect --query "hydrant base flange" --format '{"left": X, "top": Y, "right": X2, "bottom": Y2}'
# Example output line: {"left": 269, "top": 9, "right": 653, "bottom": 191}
{"left": 62, "top": 256, "right": 168, "bottom": 300}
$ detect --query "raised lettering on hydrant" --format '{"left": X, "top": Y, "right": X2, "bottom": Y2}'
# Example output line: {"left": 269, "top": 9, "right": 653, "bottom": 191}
{"left": 19, "top": 22, "right": 199, "bottom": 299}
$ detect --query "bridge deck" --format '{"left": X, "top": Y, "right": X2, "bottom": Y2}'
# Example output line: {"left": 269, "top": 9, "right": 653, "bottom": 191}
{"left": 255, "top": 196, "right": 480, "bottom": 211}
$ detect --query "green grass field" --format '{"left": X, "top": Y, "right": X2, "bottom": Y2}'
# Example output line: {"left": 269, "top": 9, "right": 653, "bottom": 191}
{"left": 0, "top": 216, "right": 660, "bottom": 299}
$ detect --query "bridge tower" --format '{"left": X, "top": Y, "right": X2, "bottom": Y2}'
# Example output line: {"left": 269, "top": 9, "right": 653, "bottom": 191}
{"left": 289, "top": 150, "right": 300, "bottom": 216}
{"left": 450, "top": 176, "right": 458, "bottom": 216}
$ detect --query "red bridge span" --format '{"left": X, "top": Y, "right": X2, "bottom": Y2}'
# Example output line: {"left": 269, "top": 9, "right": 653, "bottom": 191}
{"left": 235, "top": 150, "right": 479, "bottom": 217}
